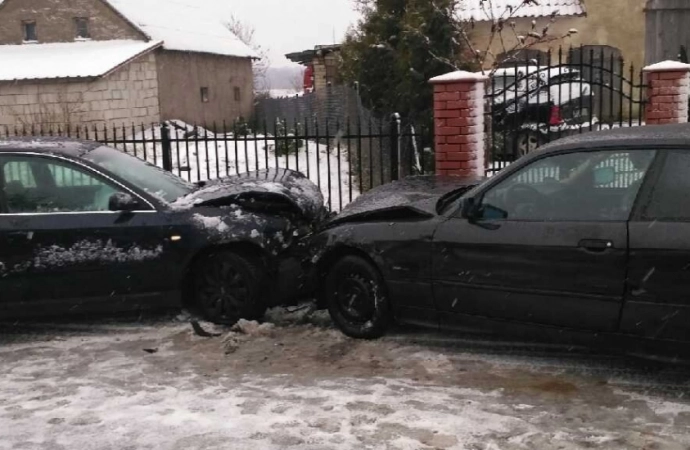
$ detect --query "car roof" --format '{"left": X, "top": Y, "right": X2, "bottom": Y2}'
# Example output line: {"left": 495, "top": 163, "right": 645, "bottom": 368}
{"left": 532, "top": 123, "right": 690, "bottom": 157}
{"left": 0, "top": 137, "right": 101, "bottom": 158}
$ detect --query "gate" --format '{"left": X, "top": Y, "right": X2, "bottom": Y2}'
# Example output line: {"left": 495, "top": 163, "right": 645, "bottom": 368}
{"left": 485, "top": 46, "right": 647, "bottom": 175}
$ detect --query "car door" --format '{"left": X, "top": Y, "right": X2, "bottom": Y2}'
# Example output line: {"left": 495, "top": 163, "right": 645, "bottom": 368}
{"left": 433, "top": 148, "right": 656, "bottom": 332}
{"left": 0, "top": 164, "right": 36, "bottom": 307}
{"left": 0, "top": 153, "right": 175, "bottom": 316}
{"left": 622, "top": 149, "right": 690, "bottom": 342}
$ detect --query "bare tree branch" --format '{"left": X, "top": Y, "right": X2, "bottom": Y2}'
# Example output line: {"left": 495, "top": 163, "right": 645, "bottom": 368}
{"left": 226, "top": 15, "right": 271, "bottom": 95}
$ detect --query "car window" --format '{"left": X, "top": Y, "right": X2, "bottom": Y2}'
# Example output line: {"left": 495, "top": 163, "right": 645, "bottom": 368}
{"left": 640, "top": 151, "right": 690, "bottom": 221}
{"left": 84, "top": 146, "right": 193, "bottom": 202}
{"left": 479, "top": 150, "right": 656, "bottom": 222}
{"left": 0, "top": 155, "right": 120, "bottom": 213}
{"left": 4, "top": 160, "right": 37, "bottom": 188}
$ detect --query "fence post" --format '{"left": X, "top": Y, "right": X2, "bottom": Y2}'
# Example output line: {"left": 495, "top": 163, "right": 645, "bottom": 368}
{"left": 390, "top": 113, "right": 401, "bottom": 181}
{"left": 429, "top": 71, "right": 488, "bottom": 177}
{"left": 643, "top": 61, "right": 690, "bottom": 125}
{"left": 160, "top": 122, "right": 173, "bottom": 172}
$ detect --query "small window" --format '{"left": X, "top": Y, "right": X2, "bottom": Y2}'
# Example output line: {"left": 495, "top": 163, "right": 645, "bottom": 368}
{"left": 200, "top": 87, "right": 209, "bottom": 103}
{"left": 22, "top": 21, "right": 37, "bottom": 42}
{"left": 479, "top": 150, "right": 656, "bottom": 222}
{"left": 74, "top": 17, "right": 90, "bottom": 39}
{"left": 233, "top": 87, "right": 241, "bottom": 102}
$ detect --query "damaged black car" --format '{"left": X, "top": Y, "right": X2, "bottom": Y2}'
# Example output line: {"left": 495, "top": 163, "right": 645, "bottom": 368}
{"left": 0, "top": 138, "right": 326, "bottom": 324}
{"left": 311, "top": 124, "right": 690, "bottom": 359}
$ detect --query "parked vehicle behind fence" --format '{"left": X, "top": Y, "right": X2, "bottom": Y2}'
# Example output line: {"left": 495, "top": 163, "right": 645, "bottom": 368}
{"left": 490, "top": 64, "right": 594, "bottom": 157}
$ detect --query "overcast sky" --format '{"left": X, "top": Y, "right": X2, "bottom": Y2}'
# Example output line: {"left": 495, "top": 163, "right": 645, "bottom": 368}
{"left": 219, "top": 0, "right": 361, "bottom": 67}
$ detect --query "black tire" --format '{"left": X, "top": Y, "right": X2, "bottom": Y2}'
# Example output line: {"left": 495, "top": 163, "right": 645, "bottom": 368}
{"left": 193, "top": 251, "right": 267, "bottom": 325}
{"left": 324, "top": 255, "right": 391, "bottom": 339}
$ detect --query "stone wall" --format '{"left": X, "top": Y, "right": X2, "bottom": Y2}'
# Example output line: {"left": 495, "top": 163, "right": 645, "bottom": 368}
{"left": 0, "top": 52, "right": 160, "bottom": 129}
{"left": 0, "top": 0, "right": 144, "bottom": 44}
{"left": 156, "top": 51, "right": 253, "bottom": 126}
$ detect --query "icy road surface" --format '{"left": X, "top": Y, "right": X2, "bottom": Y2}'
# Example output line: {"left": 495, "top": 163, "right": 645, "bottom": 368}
{"left": 1, "top": 309, "right": 689, "bottom": 450}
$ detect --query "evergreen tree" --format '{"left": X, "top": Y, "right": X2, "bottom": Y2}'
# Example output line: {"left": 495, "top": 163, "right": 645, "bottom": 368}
{"left": 340, "top": 0, "right": 475, "bottom": 127}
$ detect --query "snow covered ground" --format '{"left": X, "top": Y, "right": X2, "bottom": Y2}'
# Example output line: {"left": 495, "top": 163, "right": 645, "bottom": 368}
{"left": 121, "top": 121, "right": 360, "bottom": 211}
{"left": 1, "top": 311, "right": 689, "bottom": 450}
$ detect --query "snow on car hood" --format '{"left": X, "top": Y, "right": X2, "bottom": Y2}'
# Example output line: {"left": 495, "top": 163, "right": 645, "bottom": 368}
{"left": 328, "top": 175, "right": 482, "bottom": 225}
{"left": 172, "top": 169, "right": 325, "bottom": 221}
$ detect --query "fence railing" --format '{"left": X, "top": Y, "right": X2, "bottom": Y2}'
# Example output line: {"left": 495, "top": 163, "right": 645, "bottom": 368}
{"left": 485, "top": 46, "right": 648, "bottom": 175}
{"left": 1, "top": 116, "right": 432, "bottom": 212}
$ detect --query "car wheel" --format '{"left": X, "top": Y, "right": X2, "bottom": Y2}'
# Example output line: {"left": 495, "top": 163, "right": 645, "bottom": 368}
{"left": 325, "top": 255, "right": 391, "bottom": 339}
{"left": 194, "top": 251, "right": 267, "bottom": 325}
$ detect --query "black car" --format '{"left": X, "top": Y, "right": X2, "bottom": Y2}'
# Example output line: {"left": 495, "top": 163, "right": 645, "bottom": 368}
{"left": 0, "top": 138, "right": 326, "bottom": 323}
{"left": 490, "top": 66, "right": 594, "bottom": 157}
{"left": 311, "top": 123, "right": 690, "bottom": 359}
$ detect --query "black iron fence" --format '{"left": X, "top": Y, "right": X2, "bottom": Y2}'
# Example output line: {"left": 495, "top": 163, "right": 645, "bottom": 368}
{"left": 485, "top": 46, "right": 648, "bottom": 175}
{"left": 1, "top": 116, "right": 432, "bottom": 212}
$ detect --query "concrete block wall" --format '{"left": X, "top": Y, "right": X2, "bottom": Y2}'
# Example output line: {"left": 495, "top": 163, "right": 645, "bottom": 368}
{"left": 0, "top": 52, "right": 160, "bottom": 129}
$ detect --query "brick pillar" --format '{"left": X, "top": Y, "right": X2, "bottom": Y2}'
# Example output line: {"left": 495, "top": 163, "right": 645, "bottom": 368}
{"left": 429, "top": 71, "right": 488, "bottom": 177}
{"left": 643, "top": 61, "right": 690, "bottom": 125}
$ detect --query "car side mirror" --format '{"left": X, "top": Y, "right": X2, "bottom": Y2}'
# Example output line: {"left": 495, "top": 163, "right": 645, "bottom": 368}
{"left": 460, "top": 197, "right": 479, "bottom": 220}
{"left": 109, "top": 192, "right": 139, "bottom": 212}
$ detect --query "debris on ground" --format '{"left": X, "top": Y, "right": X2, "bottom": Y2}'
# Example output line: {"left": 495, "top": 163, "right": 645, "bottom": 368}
{"left": 190, "top": 320, "right": 223, "bottom": 337}
{"left": 264, "top": 302, "right": 332, "bottom": 328}
{"left": 231, "top": 319, "right": 276, "bottom": 337}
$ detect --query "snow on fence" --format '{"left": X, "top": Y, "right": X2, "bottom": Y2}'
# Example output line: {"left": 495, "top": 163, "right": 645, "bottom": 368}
{"left": 1, "top": 119, "right": 431, "bottom": 212}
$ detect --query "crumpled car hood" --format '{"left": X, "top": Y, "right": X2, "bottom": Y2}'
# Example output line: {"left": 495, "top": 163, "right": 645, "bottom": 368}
{"left": 173, "top": 169, "right": 325, "bottom": 221}
{"left": 329, "top": 175, "right": 482, "bottom": 225}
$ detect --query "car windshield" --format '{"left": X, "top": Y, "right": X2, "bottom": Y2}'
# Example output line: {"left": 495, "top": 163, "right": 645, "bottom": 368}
{"left": 84, "top": 146, "right": 194, "bottom": 202}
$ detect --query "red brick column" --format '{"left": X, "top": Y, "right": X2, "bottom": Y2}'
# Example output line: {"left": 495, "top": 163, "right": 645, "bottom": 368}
{"left": 643, "top": 61, "right": 690, "bottom": 125}
{"left": 429, "top": 71, "right": 488, "bottom": 177}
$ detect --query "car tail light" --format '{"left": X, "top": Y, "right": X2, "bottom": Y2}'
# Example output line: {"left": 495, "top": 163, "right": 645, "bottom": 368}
{"left": 549, "top": 105, "right": 563, "bottom": 126}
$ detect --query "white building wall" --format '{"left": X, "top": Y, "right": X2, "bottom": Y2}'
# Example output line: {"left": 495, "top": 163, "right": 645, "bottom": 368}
{"left": 0, "top": 52, "right": 160, "bottom": 130}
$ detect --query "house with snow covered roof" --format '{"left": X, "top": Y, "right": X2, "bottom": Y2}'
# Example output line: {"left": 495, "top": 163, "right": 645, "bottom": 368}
{"left": 0, "top": 0, "right": 257, "bottom": 128}
{"left": 461, "top": 0, "right": 647, "bottom": 70}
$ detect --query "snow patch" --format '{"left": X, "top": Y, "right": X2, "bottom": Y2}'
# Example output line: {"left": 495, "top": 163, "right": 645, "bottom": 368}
{"left": 643, "top": 61, "right": 690, "bottom": 73}
{"left": 105, "top": 0, "right": 257, "bottom": 58}
{"left": 430, "top": 70, "right": 489, "bottom": 83}
{"left": 0, "top": 40, "right": 162, "bottom": 81}
{"left": 12, "top": 240, "right": 163, "bottom": 272}
{"left": 127, "top": 123, "right": 355, "bottom": 212}
{"left": 191, "top": 214, "right": 230, "bottom": 234}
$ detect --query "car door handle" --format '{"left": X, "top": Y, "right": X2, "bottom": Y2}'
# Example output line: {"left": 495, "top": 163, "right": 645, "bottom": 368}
{"left": 578, "top": 239, "right": 613, "bottom": 253}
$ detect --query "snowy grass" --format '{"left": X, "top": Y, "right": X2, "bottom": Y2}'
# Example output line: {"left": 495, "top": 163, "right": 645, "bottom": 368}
{"left": 116, "top": 121, "right": 361, "bottom": 211}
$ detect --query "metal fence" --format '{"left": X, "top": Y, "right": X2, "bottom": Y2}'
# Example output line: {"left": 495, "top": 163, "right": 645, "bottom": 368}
{"left": 1, "top": 116, "right": 432, "bottom": 212}
{"left": 485, "top": 46, "right": 647, "bottom": 175}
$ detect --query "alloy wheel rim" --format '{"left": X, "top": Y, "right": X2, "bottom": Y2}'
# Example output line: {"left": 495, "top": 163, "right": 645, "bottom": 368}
{"left": 336, "top": 273, "right": 376, "bottom": 323}
{"left": 200, "top": 260, "right": 249, "bottom": 320}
